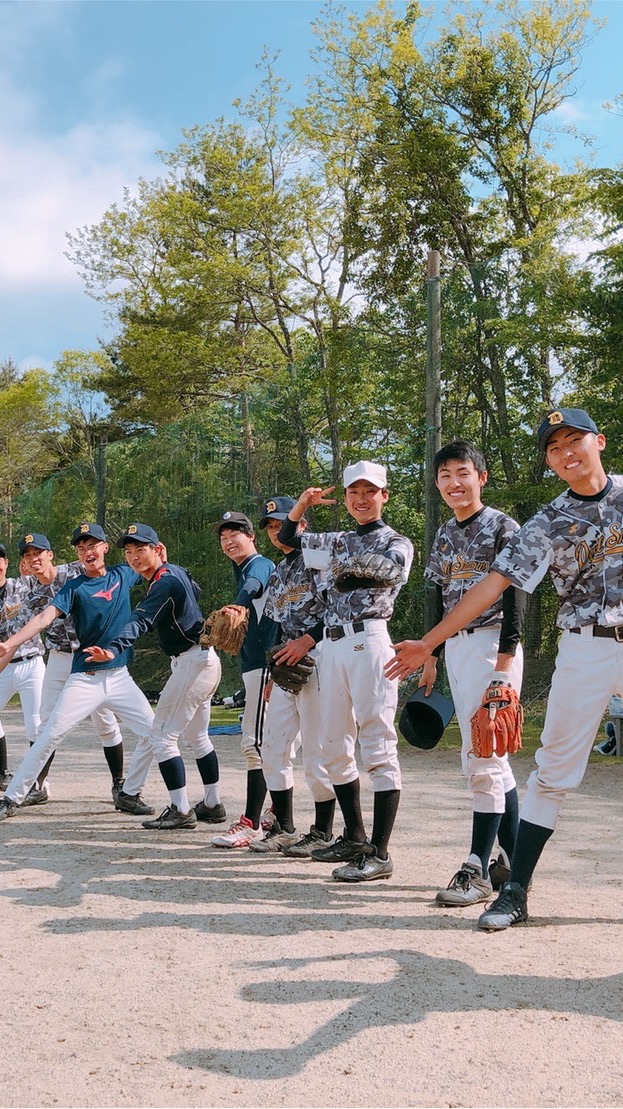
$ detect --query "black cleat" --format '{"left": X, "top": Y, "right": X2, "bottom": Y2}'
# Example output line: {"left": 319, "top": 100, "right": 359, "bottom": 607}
{"left": 114, "top": 790, "right": 155, "bottom": 816}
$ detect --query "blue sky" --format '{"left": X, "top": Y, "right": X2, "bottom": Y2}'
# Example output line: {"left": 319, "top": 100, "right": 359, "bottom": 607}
{"left": 1, "top": 0, "right": 621, "bottom": 373}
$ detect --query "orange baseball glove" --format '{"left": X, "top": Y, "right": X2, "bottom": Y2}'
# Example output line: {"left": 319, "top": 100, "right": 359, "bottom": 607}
{"left": 471, "top": 682, "right": 524, "bottom": 758}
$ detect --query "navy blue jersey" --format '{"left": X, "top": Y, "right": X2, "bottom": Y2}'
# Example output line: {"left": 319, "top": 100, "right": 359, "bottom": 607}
{"left": 107, "top": 562, "right": 204, "bottom": 658}
{"left": 53, "top": 563, "right": 140, "bottom": 673}
{"left": 233, "top": 553, "right": 278, "bottom": 673}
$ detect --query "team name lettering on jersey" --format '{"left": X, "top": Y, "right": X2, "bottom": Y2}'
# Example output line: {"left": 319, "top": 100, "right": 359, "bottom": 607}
{"left": 439, "top": 553, "right": 491, "bottom": 580}
{"left": 575, "top": 525, "right": 623, "bottom": 571}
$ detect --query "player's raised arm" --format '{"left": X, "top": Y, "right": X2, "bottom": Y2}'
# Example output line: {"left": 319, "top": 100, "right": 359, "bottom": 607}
{"left": 385, "top": 571, "right": 511, "bottom": 680}
{"left": 0, "top": 604, "right": 60, "bottom": 658}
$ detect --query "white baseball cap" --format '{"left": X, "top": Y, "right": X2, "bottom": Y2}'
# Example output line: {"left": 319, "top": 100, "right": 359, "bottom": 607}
{"left": 342, "top": 460, "right": 387, "bottom": 489}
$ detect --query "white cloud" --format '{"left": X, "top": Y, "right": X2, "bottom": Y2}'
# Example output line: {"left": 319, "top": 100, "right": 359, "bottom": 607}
{"left": 0, "top": 6, "right": 162, "bottom": 291}
{"left": 0, "top": 111, "right": 162, "bottom": 288}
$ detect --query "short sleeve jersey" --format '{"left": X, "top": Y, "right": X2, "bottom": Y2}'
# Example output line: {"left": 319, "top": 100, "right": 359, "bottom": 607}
{"left": 0, "top": 578, "right": 45, "bottom": 659}
{"left": 425, "top": 507, "right": 520, "bottom": 629}
{"left": 300, "top": 522, "right": 413, "bottom": 626}
{"left": 233, "top": 553, "right": 279, "bottom": 673}
{"left": 492, "top": 475, "right": 623, "bottom": 629}
{"left": 264, "top": 552, "right": 326, "bottom": 639}
{"left": 53, "top": 563, "right": 141, "bottom": 672}
{"left": 27, "top": 561, "right": 85, "bottom": 651}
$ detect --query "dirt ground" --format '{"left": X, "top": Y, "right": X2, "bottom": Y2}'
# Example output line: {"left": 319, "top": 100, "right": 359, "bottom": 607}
{"left": 1, "top": 706, "right": 622, "bottom": 1109}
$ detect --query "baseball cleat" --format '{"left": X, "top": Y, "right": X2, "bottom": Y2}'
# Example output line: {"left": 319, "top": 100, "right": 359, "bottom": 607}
{"left": 280, "top": 826, "right": 336, "bottom": 858}
{"left": 436, "top": 859, "right": 493, "bottom": 906}
{"left": 477, "top": 881, "right": 528, "bottom": 931}
{"left": 310, "top": 832, "right": 368, "bottom": 863}
{"left": 194, "top": 800, "right": 227, "bottom": 824}
{"left": 211, "top": 815, "right": 264, "bottom": 848}
{"left": 0, "top": 770, "right": 13, "bottom": 792}
{"left": 332, "top": 848, "right": 393, "bottom": 882}
{"left": 111, "top": 778, "right": 125, "bottom": 802}
{"left": 141, "top": 804, "right": 198, "bottom": 830}
{"left": 114, "top": 790, "right": 155, "bottom": 816}
{"left": 0, "top": 798, "right": 19, "bottom": 820}
{"left": 261, "top": 807, "right": 276, "bottom": 832}
{"left": 248, "top": 822, "right": 299, "bottom": 853}
{"left": 488, "top": 850, "right": 511, "bottom": 890}
{"left": 21, "top": 784, "right": 50, "bottom": 807}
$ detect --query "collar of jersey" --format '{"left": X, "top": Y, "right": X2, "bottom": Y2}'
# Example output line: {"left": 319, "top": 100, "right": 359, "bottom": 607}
{"left": 568, "top": 476, "right": 612, "bottom": 502}
{"left": 356, "top": 519, "right": 385, "bottom": 536}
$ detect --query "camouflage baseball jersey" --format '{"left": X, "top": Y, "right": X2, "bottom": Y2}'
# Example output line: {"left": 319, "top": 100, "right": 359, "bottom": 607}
{"left": 264, "top": 550, "right": 326, "bottom": 639}
{"left": 300, "top": 521, "right": 413, "bottom": 625}
{"left": 26, "top": 561, "right": 85, "bottom": 651}
{"left": 426, "top": 506, "right": 520, "bottom": 629}
{"left": 0, "top": 578, "right": 45, "bottom": 659}
{"left": 492, "top": 475, "right": 623, "bottom": 629}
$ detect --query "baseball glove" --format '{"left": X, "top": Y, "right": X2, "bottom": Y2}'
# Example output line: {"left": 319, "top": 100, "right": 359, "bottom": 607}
{"left": 266, "top": 645, "right": 316, "bottom": 695}
{"left": 200, "top": 605, "right": 249, "bottom": 655}
{"left": 470, "top": 682, "right": 524, "bottom": 758}
{"left": 333, "top": 552, "right": 403, "bottom": 593}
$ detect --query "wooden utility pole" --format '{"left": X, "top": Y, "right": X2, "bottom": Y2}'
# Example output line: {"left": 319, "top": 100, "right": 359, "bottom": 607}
{"left": 425, "top": 250, "right": 442, "bottom": 630}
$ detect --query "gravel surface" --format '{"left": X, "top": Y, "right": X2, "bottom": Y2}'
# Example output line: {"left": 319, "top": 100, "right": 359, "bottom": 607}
{"left": 1, "top": 709, "right": 622, "bottom": 1108}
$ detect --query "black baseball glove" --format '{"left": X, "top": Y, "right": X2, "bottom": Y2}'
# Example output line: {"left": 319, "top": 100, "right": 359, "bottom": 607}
{"left": 266, "top": 646, "right": 316, "bottom": 695}
{"left": 334, "top": 552, "right": 403, "bottom": 592}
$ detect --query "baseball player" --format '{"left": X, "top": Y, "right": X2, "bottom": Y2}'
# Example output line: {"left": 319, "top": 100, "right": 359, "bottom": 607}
{"left": 386, "top": 407, "right": 623, "bottom": 930}
{"left": 0, "top": 522, "right": 155, "bottom": 820}
{"left": 0, "top": 540, "right": 45, "bottom": 790}
{"left": 83, "top": 522, "right": 224, "bottom": 830}
{"left": 18, "top": 532, "right": 125, "bottom": 805}
{"left": 211, "top": 511, "right": 278, "bottom": 848}
{"left": 420, "top": 442, "right": 526, "bottom": 906}
{"left": 279, "top": 461, "right": 414, "bottom": 881}
{"left": 250, "top": 497, "right": 336, "bottom": 856}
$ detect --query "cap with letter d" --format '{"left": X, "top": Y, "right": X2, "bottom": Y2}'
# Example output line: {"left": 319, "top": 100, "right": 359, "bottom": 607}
{"left": 399, "top": 688, "right": 455, "bottom": 750}
{"left": 71, "top": 522, "right": 107, "bottom": 545}
{"left": 18, "top": 532, "right": 52, "bottom": 554}
{"left": 213, "top": 510, "right": 254, "bottom": 535}
{"left": 259, "top": 496, "right": 296, "bottom": 529}
{"left": 537, "top": 408, "right": 599, "bottom": 452}
{"left": 117, "top": 523, "right": 160, "bottom": 547}
{"left": 342, "top": 460, "right": 387, "bottom": 489}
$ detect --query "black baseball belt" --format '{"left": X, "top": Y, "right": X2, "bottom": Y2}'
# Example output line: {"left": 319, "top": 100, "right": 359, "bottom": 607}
{"left": 326, "top": 621, "right": 366, "bottom": 641}
{"left": 10, "top": 652, "right": 41, "bottom": 664}
{"left": 571, "top": 625, "right": 623, "bottom": 642}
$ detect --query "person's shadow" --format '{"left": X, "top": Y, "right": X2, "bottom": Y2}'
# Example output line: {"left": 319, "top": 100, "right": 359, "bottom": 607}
{"left": 173, "top": 946, "right": 623, "bottom": 1080}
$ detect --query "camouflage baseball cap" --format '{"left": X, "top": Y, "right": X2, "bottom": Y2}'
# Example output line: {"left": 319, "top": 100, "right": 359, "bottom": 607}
{"left": 537, "top": 408, "right": 599, "bottom": 451}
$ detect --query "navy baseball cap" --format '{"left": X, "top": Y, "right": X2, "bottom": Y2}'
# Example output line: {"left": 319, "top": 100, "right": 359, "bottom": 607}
{"left": 213, "top": 511, "right": 254, "bottom": 535}
{"left": 117, "top": 523, "right": 160, "bottom": 547}
{"left": 71, "top": 522, "right": 108, "bottom": 545}
{"left": 537, "top": 408, "right": 599, "bottom": 452}
{"left": 259, "top": 496, "right": 296, "bottom": 529}
{"left": 18, "top": 532, "right": 52, "bottom": 554}
{"left": 0, "top": 543, "right": 6, "bottom": 558}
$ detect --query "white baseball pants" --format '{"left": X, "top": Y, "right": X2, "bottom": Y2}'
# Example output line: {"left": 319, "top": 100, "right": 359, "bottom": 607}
{"left": 522, "top": 629, "right": 623, "bottom": 829}
{"left": 262, "top": 654, "right": 334, "bottom": 801}
{"left": 149, "top": 645, "right": 221, "bottom": 762}
{"left": 0, "top": 655, "right": 44, "bottom": 744}
{"left": 5, "top": 666, "right": 154, "bottom": 805}
{"left": 240, "top": 667, "right": 270, "bottom": 772}
{"left": 42, "top": 650, "right": 122, "bottom": 746}
{"left": 319, "top": 621, "right": 402, "bottom": 791}
{"left": 445, "top": 628, "right": 523, "bottom": 813}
